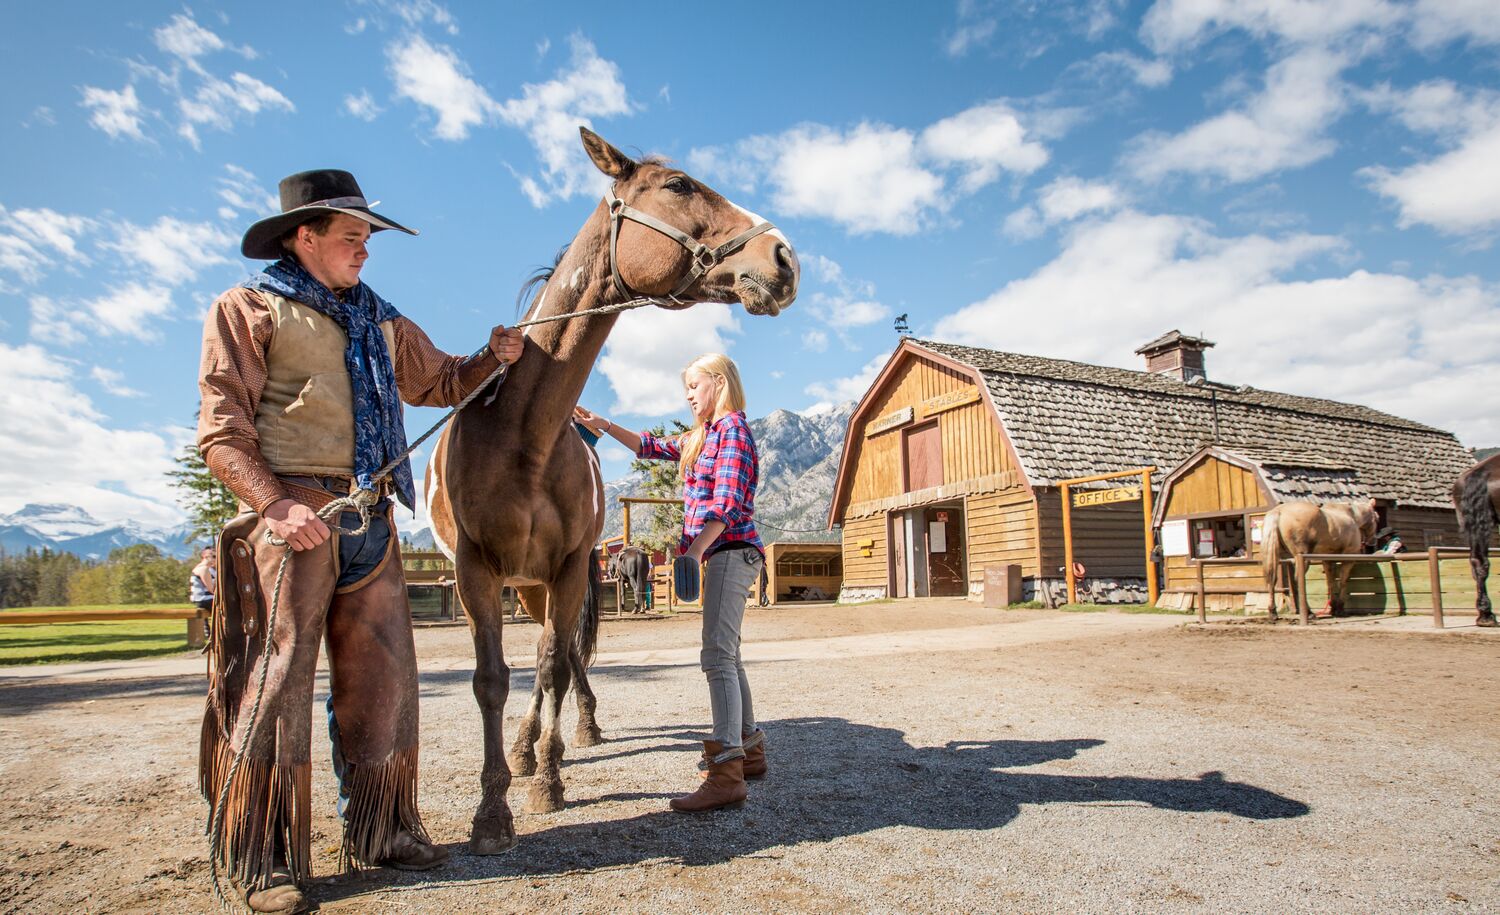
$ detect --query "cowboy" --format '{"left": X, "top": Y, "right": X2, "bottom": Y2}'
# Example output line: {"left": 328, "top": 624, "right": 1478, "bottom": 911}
{"left": 196, "top": 169, "right": 524, "bottom": 914}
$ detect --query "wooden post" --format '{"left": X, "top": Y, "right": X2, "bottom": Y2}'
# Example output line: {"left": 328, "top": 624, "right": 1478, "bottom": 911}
{"left": 615, "top": 575, "right": 624, "bottom": 618}
{"left": 622, "top": 502, "right": 632, "bottom": 546}
{"left": 1295, "top": 554, "right": 1309, "bottom": 625}
{"left": 1428, "top": 547, "right": 1444, "bottom": 629}
{"left": 1141, "top": 468, "right": 1159, "bottom": 606}
{"left": 1061, "top": 483, "right": 1075, "bottom": 605}
{"left": 1194, "top": 559, "right": 1207, "bottom": 623}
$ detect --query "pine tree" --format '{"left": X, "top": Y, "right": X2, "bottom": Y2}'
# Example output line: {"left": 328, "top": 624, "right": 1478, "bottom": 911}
{"left": 167, "top": 444, "right": 238, "bottom": 543}
{"left": 630, "top": 421, "right": 688, "bottom": 555}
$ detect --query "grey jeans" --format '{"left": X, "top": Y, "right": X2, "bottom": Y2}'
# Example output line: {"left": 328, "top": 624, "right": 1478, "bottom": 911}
{"left": 701, "top": 546, "right": 763, "bottom": 749}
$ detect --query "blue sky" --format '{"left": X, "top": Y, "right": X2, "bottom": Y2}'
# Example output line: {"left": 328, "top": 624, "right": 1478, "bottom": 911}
{"left": 2, "top": 0, "right": 1498, "bottom": 531}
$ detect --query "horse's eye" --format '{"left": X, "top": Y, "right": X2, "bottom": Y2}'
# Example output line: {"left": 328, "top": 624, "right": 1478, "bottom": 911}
{"left": 664, "top": 176, "right": 693, "bottom": 194}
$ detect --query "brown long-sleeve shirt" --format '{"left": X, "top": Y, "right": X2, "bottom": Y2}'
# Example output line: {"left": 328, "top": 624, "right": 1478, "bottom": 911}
{"left": 198, "top": 287, "right": 501, "bottom": 513}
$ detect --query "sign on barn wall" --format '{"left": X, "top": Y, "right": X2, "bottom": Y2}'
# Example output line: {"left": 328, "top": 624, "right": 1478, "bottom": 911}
{"left": 1071, "top": 484, "right": 1143, "bottom": 507}
{"left": 1161, "top": 519, "right": 1190, "bottom": 557}
{"left": 867, "top": 406, "right": 913, "bottom": 436}
{"left": 918, "top": 387, "right": 980, "bottom": 418}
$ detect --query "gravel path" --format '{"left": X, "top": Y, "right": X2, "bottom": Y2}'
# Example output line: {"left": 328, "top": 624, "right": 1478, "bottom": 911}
{"left": 1, "top": 601, "right": 1496, "bottom": 913}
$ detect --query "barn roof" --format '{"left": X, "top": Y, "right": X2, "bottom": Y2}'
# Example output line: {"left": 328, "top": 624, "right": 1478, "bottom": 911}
{"left": 907, "top": 339, "right": 1471, "bottom": 509}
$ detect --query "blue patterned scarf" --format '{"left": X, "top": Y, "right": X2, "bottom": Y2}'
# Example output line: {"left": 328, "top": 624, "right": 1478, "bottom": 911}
{"left": 241, "top": 257, "right": 415, "bottom": 510}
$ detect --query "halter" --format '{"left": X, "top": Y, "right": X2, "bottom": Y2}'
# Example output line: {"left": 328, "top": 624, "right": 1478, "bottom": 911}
{"left": 606, "top": 186, "right": 777, "bottom": 301}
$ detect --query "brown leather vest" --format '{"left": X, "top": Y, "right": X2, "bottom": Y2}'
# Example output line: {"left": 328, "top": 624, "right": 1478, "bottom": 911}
{"left": 252, "top": 291, "right": 397, "bottom": 477}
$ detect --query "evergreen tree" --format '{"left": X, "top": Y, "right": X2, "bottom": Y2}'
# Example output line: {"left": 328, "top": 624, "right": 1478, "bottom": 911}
{"left": 168, "top": 444, "right": 237, "bottom": 543}
{"left": 630, "top": 421, "right": 688, "bottom": 555}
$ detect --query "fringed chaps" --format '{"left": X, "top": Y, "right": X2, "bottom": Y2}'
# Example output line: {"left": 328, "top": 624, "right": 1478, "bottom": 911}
{"left": 200, "top": 508, "right": 425, "bottom": 889}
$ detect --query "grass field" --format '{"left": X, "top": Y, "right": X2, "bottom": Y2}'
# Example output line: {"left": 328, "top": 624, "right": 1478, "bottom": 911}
{"left": 0, "top": 611, "right": 192, "bottom": 666}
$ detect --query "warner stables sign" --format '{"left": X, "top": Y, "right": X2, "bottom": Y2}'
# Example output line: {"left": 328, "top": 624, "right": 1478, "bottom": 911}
{"left": 866, "top": 387, "right": 982, "bottom": 437}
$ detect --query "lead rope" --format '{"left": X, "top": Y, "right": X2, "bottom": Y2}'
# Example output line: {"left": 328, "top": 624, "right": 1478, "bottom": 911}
{"left": 206, "top": 293, "right": 665, "bottom": 912}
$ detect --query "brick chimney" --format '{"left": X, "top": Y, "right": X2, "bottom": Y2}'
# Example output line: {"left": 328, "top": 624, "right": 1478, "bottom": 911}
{"left": 1135, "top": 330, "right": 1214, "bottom": 382}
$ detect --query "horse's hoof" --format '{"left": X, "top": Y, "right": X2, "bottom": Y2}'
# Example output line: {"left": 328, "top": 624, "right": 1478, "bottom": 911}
{"left": 574, "top": 725, "right": 603, "bottom": 748}
{"left": 507, "top": 754, "right": 537, "bottom": 777}
{"left": 469, "top": 815, "right": 517, "bottom": 856}
{"left": 1477, "top": 615, "right": 1498, "bottom": 628}
{"left": 526, "top": 781, "right": 565, "bottom": 814}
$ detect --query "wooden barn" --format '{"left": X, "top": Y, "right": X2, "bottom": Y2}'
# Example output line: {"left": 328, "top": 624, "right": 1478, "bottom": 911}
{"left": 827, "top": 334, "right": 1475, "bottom": 605}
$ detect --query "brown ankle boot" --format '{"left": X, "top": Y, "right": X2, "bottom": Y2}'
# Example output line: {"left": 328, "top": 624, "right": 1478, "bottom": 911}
{"left": 741, "top": 729, "right": 767, "bottom": 780}
{"left": 244, "top": 869, "right": 307, "bottom": 914}
{"left": 671, "top": 741, "right": 748, "bottom": 813}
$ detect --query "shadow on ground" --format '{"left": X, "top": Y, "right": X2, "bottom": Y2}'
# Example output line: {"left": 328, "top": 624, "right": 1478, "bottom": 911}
{"left": 314, "top": 716, "right": 1309, "bottom": 904}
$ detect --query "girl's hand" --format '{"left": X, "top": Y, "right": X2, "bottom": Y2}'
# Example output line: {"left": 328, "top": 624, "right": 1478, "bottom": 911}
{"left": 573, "top": 405, "right": 606, "bottom": 435}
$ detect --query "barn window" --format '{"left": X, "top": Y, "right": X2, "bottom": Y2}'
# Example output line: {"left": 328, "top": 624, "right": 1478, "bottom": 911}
{"left": 1190, "top": 515, "right": 1248, "bottom": 558}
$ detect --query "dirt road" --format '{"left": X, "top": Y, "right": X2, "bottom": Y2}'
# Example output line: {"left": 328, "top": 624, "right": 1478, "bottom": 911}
{"left": 2, "top": 602, "right": 1496, "bottom": 913}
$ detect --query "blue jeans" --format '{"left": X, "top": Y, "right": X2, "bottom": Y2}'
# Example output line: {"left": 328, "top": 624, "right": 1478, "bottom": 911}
{"left": 700, "top": 547, "right": 763, "bottom": 749}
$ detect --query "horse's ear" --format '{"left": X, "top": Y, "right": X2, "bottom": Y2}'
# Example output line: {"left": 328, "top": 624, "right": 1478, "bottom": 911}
{"left": 580, "top": 127, "right": 635, "bottom": 180}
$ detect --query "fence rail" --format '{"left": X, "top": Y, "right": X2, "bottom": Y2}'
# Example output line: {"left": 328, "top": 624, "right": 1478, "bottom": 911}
{"left": 1189, "top": 547, "right": 1496, "bottom": 627}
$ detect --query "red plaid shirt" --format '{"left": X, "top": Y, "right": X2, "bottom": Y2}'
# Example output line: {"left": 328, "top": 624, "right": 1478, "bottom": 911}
{"left": 637, "top": 411, "right": 763, "bottom": 558}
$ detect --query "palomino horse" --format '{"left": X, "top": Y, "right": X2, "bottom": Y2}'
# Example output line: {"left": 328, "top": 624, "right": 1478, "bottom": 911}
{"left": 425, "top": 128, "right": 798, "bottom": 854}
{"left": 608, "top": 545, "right": 654, "bottom": 612}
{"left": 1261, "top": 499, "right": 1379, "bottom": 619}
{"left": 1452, "top": 453, "right": 1500, "bottom": 627}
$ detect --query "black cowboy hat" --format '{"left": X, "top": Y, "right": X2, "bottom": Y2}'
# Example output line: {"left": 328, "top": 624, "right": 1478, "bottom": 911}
{"left": 240, "top": 169, "right": 418, "bottom": 260}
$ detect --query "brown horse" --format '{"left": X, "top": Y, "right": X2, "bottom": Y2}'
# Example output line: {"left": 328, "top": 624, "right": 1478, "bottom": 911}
{"left": 1261, "top": 499, "right": 1379, "bottom": 619}
{"left": 1453, "top": 453, "right": 1500, "bottom": 627}
{"left": 425, "top": 128, "right": 798, "bottom": 854}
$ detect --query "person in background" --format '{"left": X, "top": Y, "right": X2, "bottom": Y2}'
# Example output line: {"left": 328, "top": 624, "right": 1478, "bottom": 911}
{"left": 189, "top": 545, "right": 216, "bottom": 643}
{"left": 574, "top": 352, "right": 767, "bottom": 813}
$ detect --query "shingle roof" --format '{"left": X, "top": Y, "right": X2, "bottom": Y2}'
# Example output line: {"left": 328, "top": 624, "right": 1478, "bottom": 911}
{"left": 913, "top": 339, "right": 1471, "bottom": 508}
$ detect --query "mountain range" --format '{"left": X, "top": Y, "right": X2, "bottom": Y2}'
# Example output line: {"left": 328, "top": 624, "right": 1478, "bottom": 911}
{"left": 401, "top": 401, "right": 855, "bottom": 550}
{"left": 0, "top": 503, "right": 199, "bottom": 560}
{"left": 5, "top": 402, "right": 857, "bottom": 560}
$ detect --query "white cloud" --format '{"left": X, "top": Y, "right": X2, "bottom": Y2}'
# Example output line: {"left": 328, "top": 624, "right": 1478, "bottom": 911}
{"left": 104, "top": 217, "right": 234, "bottom": 286}
{"left": 80, "top": 84, "right": 146, "bottom": 140}
{"left": 1361, "top": 82, "right": 1500, "bottom": 236}
{"left": 90, "top": 366, "right": 145, "bottom": 398}
{"left": 932, "top": 208, "right": 1500, "bottom": 443}
{"left": 1140, "top": 0, "right": 1402, "bottom": 52}
{"left": 799, "top": 253, "right": 891, "bottom": 337}
{"left": 1005, "top": 177, "right": 1123, "bottom": 239}
{"left": 1085, "top": 50, "right": 1174, "bottom": 88}
{"left": 804, "top": 354, "right": 888, "bottom": 414}
{"left": 387, "top": 34, "right": 498, "bottom": 141}
{"left": 0, "top": 205, "right": 96, "bottom": 284}
{"left": 945, "top": 17, "right": 997, "bottom": 57}
{"left": 1125, "top": 47, "right": 1346, "bottom": 183}
{"left": 1410, "top": 0, "right": 1500, "bottom": 48}
{"left": 32, "top": 283, "right": 177, "bottom": 344}
{"left": 0, "top": 342, "right": 186, "bottom": 528}
{"left": 803, "top": 328, "right": 830, "bottom": 352}
{"left": 596, "top": 304, "right": 741, "bottom": 416}
{"left": 177, "top": 73, "right": 294, "bottom": 149}
{"left": 920, "top": 101, "right": 1049, "bottom": 191}
{"left": 216, "top": 164, "right": 279, "bottom": 218}
{"left": 495, "top": 35, "right": 632, "bottom": 207}
{"left": 344, "top": 89, "right": 383, "bottom": 121}
{"left": 154, "top": 12, "right": 227, "bottom": 61}
{"left": 690, "top": 99, "right": 1058, "bottom": 235}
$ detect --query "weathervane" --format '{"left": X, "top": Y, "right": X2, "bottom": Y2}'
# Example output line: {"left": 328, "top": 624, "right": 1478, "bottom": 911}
{"left": 893, "top": 313, "right": 910, "bottom": 336}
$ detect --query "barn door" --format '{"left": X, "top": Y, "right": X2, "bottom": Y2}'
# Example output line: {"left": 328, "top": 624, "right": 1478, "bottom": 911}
{"left": 904, "top": 421, "right": 942, "bottom": 492}
{"left": 926, "top": 505, "right": 967, "bottom": 597}
{"left": 890, "top": 512, "right": 908, "bottom": 599}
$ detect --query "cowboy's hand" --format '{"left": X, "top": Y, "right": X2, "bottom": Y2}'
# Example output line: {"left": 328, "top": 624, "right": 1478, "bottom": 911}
{"left": 489, "top": 325, "right": 524, "bottom": 364}
{"left": 264, "top": 499, "right": 331, "bottom": 551}
{"left": 574, "top": 405, "right": 607, "bottom": 435}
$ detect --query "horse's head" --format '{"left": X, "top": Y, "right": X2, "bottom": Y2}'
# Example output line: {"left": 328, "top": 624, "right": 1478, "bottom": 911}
{"left": 580, "top": 128, "right": 799, "bottom": 316}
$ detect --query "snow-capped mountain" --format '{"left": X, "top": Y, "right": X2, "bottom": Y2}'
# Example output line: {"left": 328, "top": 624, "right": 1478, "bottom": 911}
{"left": 0, "top": 504, "right": 199, "bottom": 560}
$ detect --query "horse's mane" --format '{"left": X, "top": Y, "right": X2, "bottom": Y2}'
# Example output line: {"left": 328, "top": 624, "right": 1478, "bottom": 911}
{"left": 516, "top": 244, "right": 570, "bottom": 318}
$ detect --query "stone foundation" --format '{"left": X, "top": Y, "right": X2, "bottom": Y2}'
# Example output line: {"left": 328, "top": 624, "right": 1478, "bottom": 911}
{"left": 837, "top": 586, "right": 889, "bottom": 604}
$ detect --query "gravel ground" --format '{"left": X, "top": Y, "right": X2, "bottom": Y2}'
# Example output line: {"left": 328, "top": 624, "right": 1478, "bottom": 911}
{"left": 1, "top": 601, "right": 1497, "bottom": 913}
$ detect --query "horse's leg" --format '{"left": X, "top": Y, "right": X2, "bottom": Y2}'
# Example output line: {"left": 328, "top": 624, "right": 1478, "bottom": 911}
{"left": 528, "top": 557, "right": 585, "bottom": 814}
{"left": 1473, "top": 547, "right": 1495, "bottom": 627}
{"left": 571, "top": 642, "right": 602, "bottom": 747}
{"left": 454, "top": 538, "right": 517, "bottom": 855}
{"left": 506, "top": 585, "right": 547, "bottom": 778}
{"left": 1334, "top": 559, "right": 1358, "bottom": 616}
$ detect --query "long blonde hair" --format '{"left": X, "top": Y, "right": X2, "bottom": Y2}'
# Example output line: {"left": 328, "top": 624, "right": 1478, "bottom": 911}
{"left": 677, "top": 353, "right": 747, "bottom": 481}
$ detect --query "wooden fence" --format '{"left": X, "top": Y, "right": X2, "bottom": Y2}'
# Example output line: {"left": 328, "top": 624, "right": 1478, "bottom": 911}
{"left": 1190, "top": 547, "right": 1496, "bottom": 627}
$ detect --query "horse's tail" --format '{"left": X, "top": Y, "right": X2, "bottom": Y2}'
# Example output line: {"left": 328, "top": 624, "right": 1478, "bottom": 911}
{"left": 1455, "top": 468, "right": 1497, "bottom": 561}
{"left": 576, "top": 547, "right": 602, "bottom": 668}
{"left": 1261, "top": 508, "right": 1284, "bottom": 603}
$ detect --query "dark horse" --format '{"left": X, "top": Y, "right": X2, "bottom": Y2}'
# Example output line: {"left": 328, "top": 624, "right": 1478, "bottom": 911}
{"left": 424, "top": 128, "right": 798, "bottom": 854}
{"left": 608, "top": 545, "right": 654, "bottom": 612}
{"left": 1453, "top": 452, "right": 1500, "bottom": 627}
